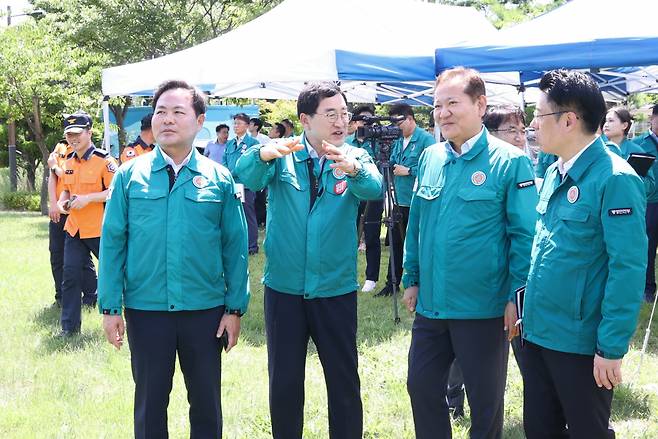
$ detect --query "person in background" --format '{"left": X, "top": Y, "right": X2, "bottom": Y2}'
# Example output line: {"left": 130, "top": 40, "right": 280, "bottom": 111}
{"left": 57, "top": 111, "right": 117, "bottom": 337}
{"left": 223, "top": 113, "right": 260, "bottom": 254}
{"left": 120, "top": 113, "right": 155, "bottom": 164}
{"left": 633, "top": 104, "right": 658, "bottom": 303}
{"left": 204, "top": 123, "right": 229, "bottom": 164}
{"left": 484, "top": 105, "right": 527, "bottom": 150}
{"left": 281, "top": 118, "right": 295, "bottom": 138}
{"left": 47, "top": 139, "right": 96, "bottom": 308}
{"left": 376, "top": 103, "right": 434, "bottom": 298}
{"left": 269, "top": 122, "right": 285, "bottom": 139}
{"left": 249, "top": 117, "right": 272, "bottom": 144}
{"left": 346, "top": 105, "right": 382, "bottom": 293}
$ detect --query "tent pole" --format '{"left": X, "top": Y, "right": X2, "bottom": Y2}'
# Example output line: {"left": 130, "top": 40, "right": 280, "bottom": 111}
{"left": 102, "top": 96, "right": 111, "bottom": 153}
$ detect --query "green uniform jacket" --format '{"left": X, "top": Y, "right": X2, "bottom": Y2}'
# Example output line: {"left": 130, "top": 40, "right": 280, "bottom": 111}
{"left": 523, "top": 138, "right": 647, "bottom": 359}
{"left": 633, "top": 131, "right": 658, "bottom": 202}
{"left": 402, "top": 129, "right": 538, "bottom": 319}
{"left": 607, "top": 137, "right": 655, "bottom": 198}
{"left": 345, "top": 134, "right": 376, "bottom": 158}
{"left": 390, "top": 126, "right": 435, "bottom": 207}
{"left": 535, "top": 151, "right": 558, "bottom": 178}
{"left": 98, "top": 146, "right": 250, "bottom": 315}
{"left": 222, "top": 135, "right": 260, "bottom": 183}
{"left": 235, "top": 135, "right": 383, "bottom": 297}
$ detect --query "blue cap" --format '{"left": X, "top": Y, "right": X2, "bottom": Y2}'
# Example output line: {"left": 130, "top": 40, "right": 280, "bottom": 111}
{"left": 63, "top": 111, "right": 92, "bottom": 134}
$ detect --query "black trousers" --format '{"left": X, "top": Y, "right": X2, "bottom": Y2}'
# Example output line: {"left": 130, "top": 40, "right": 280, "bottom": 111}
{"left": 264, "top": 287, "right": 363, "bottom": 439}
{"left": 407, "top": 315, "right": 508, "bottom": 439}
{"left": 48, "top": 215, "right": 95, "bottom": 301}
{"left": 386, "top": 204, "right": 410, "bottom": 287}
{"left": 244, "top": 189, "right": 259, "bottom": 252}
{"left": 447, "top": 336, "right": 525, "bottom": 409}
{"left": 255, "top": 188, "right": 267, "bottom": 226}
{"left": 356, "top": 199, "right": 384, "bottom": 281}
{"left": 645, "top": 202, "right": 658, "bottom": 296}
{"left": 521, "top": 341, "right": 615, "bottom": 439}
{"left": 125, "top": 306, "right": 224, "bottom": 439}
{"left": 60, "top": 233, "right": 98, "bottom": 331}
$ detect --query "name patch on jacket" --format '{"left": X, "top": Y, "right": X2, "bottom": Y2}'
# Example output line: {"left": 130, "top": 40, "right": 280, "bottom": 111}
{"left": 608, "top": 208, "right": 632, "bottom": 216}
{"left": 516, "top": 180, "right": 535, "bottom": 189}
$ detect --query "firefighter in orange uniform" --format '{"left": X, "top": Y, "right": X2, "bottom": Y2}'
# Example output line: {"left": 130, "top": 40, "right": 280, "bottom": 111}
{"left": 47, "top": 139, "right": 96, "bottom": 307}
{"left": 56, "top": 111, "right": 117, "bottom": 337}
{"left": 120, "top": 113, "right": 155, "bottom": 164}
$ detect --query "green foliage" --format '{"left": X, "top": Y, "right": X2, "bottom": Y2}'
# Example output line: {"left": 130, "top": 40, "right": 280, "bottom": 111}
{"left": 438, "top": 0, "right": 567, "bottom": 29}
{"left": 0, "top": 191, "right": 41, "bottom": 211}
{"left": 33, "top": 0, "right": 284, "bottom": 66}
{"left": 257, "top": 100, "right": 301, "bottom": 134}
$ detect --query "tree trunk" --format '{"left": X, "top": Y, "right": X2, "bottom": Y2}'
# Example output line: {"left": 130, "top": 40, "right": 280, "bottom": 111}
{"left": 110, "top": 96, "right": 132, "bottom": 155}
{"left": 25, "top": 164, "right": 36, "bottom": 191}
{"left": 24, "top": 95, "right": 50, "bottom": 215}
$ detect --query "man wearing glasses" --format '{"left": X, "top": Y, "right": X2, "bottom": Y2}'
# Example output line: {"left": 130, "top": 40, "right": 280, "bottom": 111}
{"left": 235, "top": 82, "right": 383, "bottom": 439}
{"left": 376, "top": 103, "right": 435, "bottom": 297}
{"left": 522, "top": 70, "right": 647, "bottom": 438}
{"left": 403, "top": 67, "right": 537, "bottom": 439}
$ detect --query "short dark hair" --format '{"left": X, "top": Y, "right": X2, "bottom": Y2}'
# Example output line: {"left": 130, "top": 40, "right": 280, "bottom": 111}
{"left": 250, "top": 117, "right": 263, "bottom": 131}
{"left": 281, "top": 119, "right": 294, "bottom": 129}
{"left": 233, "top": 113, "right": 250, "bottom": 124}
{"left": 435, "top": 67, "right": 486, "bottom": 102}
{"left": 297, "top": 82, "right": 347, "bottom": 117}
{"left": 353, "top": 104, "right": 375, "bottom": 117}
{"left": 608, "top": 106, "right": 633, "bottom": 136}
{"left": 538, "top": 69, "right": 606, "bottom": 135}
{"left": 483, "top": 105, "right": 526, "bottom": 131}
{"left": 140, "top": 113, "right": 153, "bottom": 131}
{"left": 216, "top": 124, "right": 229, "bottom": 132}
{"left": 388, "top": 103, "right": 414, "bottom": 119}
{"left": 152, "top": 80, "right": 207, "bottom": 117}
{"left": 274, "top": 123, "right": 286, "bottom": 137}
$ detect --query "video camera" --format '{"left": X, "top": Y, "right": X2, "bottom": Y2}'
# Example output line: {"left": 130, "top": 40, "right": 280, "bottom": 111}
{"left": 354, "top": 115, "right": 403, "bottom": 161}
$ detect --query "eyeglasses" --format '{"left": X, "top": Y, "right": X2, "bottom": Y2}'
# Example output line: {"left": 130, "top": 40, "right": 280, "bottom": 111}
{"left": 314, "top": 111, "right": 353, "bottom": 123}
{"left": 490, "top": 127, "right": 526, "bottom": 136}
{"left": 533, "top": 110, "right": 579, "bottom": 120}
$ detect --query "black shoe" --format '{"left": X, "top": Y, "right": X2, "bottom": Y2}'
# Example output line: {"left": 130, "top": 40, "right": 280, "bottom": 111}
{"left": 374, "top": 285, "right": 393, "bottom": 297}
{"left": 56, "top": 329, "right": 79, "bottom": 338}
{"left": 450, "top": 406, "right": 465, "bottom": 420}
{"left": 248, "top": 249, "right": 259, "bottom": 255}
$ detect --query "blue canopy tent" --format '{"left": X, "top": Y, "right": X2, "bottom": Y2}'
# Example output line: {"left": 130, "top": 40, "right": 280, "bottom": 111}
{"left": 433, "top": 0, "right": 658, "bottom": 99}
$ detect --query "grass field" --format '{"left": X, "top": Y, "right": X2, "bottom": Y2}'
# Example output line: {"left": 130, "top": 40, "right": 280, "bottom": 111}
{"left": 0, "top": 210, "right": 657, "bottom": 438}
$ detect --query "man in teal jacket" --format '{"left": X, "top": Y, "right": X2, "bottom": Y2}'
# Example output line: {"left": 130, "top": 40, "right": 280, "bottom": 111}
{"left": 346, "top": 105, "right": 384, "bottom": 293}
{"left": 522, "top": 70, "right": 647, "bottom": 439}
{"left": 403, "top": 67, "right": 538, "bottom": 439}
{"left": 223, "top": 112, "right": 261, "bottom": 254}
{"left": 236, "top": 82, "right": 382, "bottom": 439}
{"left": 377, "top": 103, "right": 435, "bottom": 298}
{"left": 634, "top": 104, "right": 658, "bottom": 303}
{"left": 98, "top": 80, "right": 249, "bottom": 439}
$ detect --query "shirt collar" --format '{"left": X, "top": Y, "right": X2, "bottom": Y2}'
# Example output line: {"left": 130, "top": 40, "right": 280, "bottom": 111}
{"left": 160, "top": 146, "right": 194, "bottom": 174}
{"left": 556, "top": 137, "right": 598, "bottom": 177}
{"left": 446, "top": 126, "right": 484, "bottom": 157}
{"left": 76, "top": 145, "right": 95, "bottom": 161}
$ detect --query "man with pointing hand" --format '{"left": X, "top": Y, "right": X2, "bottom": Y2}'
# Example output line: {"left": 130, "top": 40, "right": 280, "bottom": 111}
{"left": 236, "top": 82, "right": 383, "bottom": 439}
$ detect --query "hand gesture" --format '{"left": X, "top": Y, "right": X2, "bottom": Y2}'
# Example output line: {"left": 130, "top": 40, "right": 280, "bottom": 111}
{"left": 259, "top": 138, "right": 303, "bottom": 162}
{"left": 393, "top": 164, "right": 410, "bottom": 176}
{"left": 324, "top": 141, "right": 359, "bottom": 176}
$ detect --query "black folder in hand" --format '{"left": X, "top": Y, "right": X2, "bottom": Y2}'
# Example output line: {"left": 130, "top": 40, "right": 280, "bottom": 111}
{"left": 627, "top": 153, "right": 656, "bottom": 177}
{"left": 514, "top": 286, "right": 525, "bottom": 347}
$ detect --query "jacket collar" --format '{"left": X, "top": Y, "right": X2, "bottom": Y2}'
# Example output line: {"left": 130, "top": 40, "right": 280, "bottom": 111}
{"left": 152, "top": 145, "right": 201, "bottom": 173}
{"left": 564, "top": 136, "right": 606, "bottom": 183}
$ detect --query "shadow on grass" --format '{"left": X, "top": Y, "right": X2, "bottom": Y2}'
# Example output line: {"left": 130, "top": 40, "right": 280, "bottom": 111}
{"left": 611, "top": 384, "right": 652, "bottom": 421}
{"left": 32, "top": 303, "right": 103, "bottom": 354}
{"left": 33, "top": 302, "right": 61, "bottom": 329}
